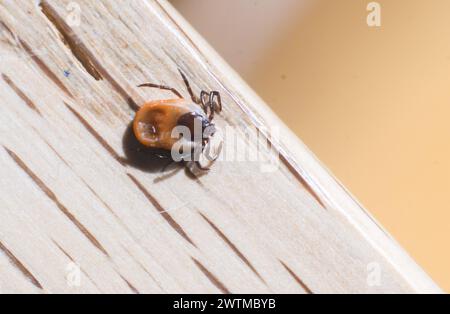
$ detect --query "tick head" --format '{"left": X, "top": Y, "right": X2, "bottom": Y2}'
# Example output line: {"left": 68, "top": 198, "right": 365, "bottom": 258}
{"left": 177, "top": 111, "right": 216, "bottom": 143}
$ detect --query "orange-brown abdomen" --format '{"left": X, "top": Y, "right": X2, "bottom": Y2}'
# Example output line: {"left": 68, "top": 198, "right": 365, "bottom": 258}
{"left": 133, "top": 98, "right": 204, "bottom": 150}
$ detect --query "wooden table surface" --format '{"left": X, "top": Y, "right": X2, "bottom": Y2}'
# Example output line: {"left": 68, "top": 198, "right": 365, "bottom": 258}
{"left": 0, "top": 0, "right": 441, "bottom": 293}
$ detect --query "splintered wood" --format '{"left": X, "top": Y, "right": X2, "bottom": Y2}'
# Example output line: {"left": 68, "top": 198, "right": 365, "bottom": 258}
{"left": 0, "top": 0, "right": 440, "bottom": 293}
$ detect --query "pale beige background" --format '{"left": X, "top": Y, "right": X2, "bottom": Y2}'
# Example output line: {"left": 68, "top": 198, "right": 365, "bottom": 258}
{"left": 171, "top": 0, "right": 450, "bottom": 292}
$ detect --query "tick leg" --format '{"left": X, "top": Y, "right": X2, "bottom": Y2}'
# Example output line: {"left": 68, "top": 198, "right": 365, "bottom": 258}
{"left": 178, "top": 69, "right": 200, "bottom": 104}
{"left": 195, "top": 161, "right": 210, "bottom": 171}
{"left": 138, "top": 83, "right": 182, "bottom": 98}
{"left": 210, "top": 91, "right": 222, "bottom": 112}
{"left": 161, "top": 159, "right": 176, "bottom": 172}
{"left": 200, "top": 90, "right": 210, "bottom": 114}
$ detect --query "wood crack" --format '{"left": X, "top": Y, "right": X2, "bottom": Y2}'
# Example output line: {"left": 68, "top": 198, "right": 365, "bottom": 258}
{"left": 51, "top": 239, "right": 103, "bottom": 292}
{"left": 119, "top": 274, "right": 140, "bottom": 294}
{"left": 0, "top": 241, "right": 43, "bottom": 290}
{"left": 199, "top": 212, "right": 266, "bottom": 285}
{"left": 127, "top": 173, "right": 197, "bottom": 248}
{"left": 64, "top": 102, "right": 125, "bottom": 165}
{"left": 2, "top": 73, "right": 42, "bottom": 115}
{"left": 278, "top": 153, "right": 326, "bottom": 208}
{"left": 0, "top": 20, "right": 15, "bottom": 38}
{"left": 19, "top": 38, "right": 73, "bottom": 98}
{"left": 39, "top": 0, "right": 102, "bottom": 80}
{"left": 39, "top": 1, "right": 139, "bottom": 111}
{"left": 4, "top": 147, "right": 109, "bottom": 257}
{"left": 279, "top": 260, "right": 313, "bottom": 294}
{"left": 192, "top": 257, "right": 230, "bottom": 294}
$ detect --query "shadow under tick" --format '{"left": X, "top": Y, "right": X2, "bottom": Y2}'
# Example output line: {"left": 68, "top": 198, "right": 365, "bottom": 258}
{"left": 121, "top": 122, "right": 206, "bottom": 182}
{"left": 121, "top": 122, "right": 177, "bottom": 173}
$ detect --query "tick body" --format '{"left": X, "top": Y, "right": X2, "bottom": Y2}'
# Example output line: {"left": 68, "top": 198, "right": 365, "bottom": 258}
{"left": 133, "top": 70, "right": 222, "bottom": 170}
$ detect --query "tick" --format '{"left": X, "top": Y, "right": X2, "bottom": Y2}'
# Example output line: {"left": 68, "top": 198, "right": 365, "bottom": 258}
{"left": 133, "top": 70, "right": 223, "bottom": 171}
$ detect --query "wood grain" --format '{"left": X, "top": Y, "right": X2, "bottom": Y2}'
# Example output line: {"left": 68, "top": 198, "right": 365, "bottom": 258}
{"left": 0, "top": 0, "right": 440, "bottom": 293}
